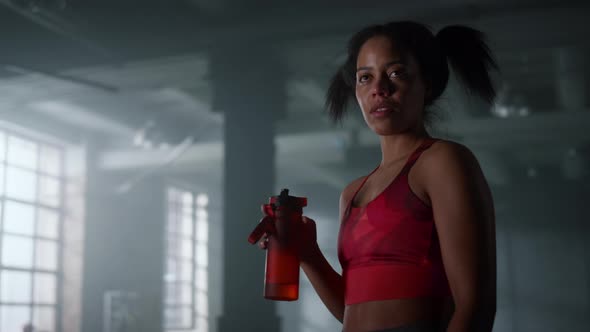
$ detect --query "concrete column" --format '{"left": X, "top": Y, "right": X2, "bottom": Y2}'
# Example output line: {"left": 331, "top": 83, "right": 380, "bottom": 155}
{"left": 554, "top": 47, "right": 587, "bottom": 111}
{"left": 212, "top": 47, "right": 286, "bottom": 332}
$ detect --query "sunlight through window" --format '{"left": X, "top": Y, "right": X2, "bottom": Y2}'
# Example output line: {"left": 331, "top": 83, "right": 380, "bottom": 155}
{"left": 0, "top": 130, "right": 63, "bottom": 332}
{"left": 164, "top": 188, "right": 209, "bottom": 332}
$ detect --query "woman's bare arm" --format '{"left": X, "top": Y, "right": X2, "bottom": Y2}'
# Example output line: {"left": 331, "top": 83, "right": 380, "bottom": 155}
{"left": 421, "top": 141, "right": 497, "bottom": 332}
{"left": 300, "top": 239, "right": 345, "bottom": 322}
{"left": 299, "top": 178, "right": 364, "bottom": 322}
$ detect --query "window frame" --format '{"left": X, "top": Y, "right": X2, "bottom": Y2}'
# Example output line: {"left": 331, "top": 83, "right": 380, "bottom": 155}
{"left": 0, "top": 128, "right": 65, "bottom": 332}
{"left": 163, "top": 187, "right": 209, "bottom": 332}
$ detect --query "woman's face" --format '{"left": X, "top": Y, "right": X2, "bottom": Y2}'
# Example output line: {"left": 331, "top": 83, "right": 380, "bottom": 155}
{"left": 355, "top": 35, "right": 428, "bottom": 136}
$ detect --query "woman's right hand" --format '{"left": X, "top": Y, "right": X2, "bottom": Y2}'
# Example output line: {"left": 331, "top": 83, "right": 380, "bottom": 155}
{"left": 257, "top": 215, "right": 320, "bottom": 263}
{"left": 299, "top": 216, "right": 321, "bottom": 263}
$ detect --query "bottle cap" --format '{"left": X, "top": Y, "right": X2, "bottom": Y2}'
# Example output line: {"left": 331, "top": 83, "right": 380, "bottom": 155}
{"left": 269, "top": 189, "right": 307, "bottom": 209}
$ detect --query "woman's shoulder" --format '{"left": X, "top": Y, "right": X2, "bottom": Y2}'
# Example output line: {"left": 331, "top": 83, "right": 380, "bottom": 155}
{"left": 419, "top": 138, "right": 482, "bottom": 180}
{"left": 341, "top": 175, "right": 367, "bottom": 199}
{"left": 425, "top": 138, "right": 478, "bottom": 163}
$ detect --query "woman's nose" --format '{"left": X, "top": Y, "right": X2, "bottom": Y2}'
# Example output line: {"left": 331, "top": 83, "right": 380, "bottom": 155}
{"left": 372, "top": 74, "right": 394, "bottom": 97}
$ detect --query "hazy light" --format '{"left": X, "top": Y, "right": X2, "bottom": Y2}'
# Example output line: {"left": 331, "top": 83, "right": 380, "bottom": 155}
{"left": 196, "top": 194, "right": 209, "bottom": 207}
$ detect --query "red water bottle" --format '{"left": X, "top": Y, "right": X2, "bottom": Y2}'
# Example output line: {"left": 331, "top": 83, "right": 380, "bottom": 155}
{"left": 248, "top": 189, "right": 307, "bottom": 301}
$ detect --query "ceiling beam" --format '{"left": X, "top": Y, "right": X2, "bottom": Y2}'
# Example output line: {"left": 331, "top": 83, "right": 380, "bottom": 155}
{"left": 99, "top": 111, "right": 590, "bottom": 188}
{"left": 0, "top": 107, "right": 85, "bottom": 143}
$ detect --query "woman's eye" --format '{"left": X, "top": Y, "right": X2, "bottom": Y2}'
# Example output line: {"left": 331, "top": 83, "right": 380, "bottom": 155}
{"left": 358, "top": 74, "right": 370, "bottom": 83}
{"left": 389, "top": 69, "right": 406, "bottom": 79}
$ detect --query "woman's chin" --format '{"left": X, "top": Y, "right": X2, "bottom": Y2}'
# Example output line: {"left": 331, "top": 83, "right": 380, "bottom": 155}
{"left": 369, "top": 123, "right": 406, "bottom": 136}
{"left": 367, "top": 118, "right": 425, "bottom": 137}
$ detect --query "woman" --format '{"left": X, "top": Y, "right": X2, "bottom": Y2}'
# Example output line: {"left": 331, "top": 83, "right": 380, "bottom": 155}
{"left": 261, "top": 21, "right": 497, "bottom": 332}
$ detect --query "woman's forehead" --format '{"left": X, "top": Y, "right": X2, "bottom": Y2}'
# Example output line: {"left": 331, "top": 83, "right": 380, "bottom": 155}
{"left": 357, "top": 36, "right": 410, "bottom": 66}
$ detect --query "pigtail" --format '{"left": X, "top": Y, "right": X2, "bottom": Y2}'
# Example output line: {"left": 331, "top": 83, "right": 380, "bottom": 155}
{"left": 325, "top": 64, "right": 355, "bottom": 123}
{"left": 436, "top": 25, "right": 499, "bottom": 104}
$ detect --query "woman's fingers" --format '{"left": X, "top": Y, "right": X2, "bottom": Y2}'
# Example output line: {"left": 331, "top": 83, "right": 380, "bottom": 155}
{"left": 258, "top": 233, "right": 269, "bottom": 250}
{"left": 301, "top": 215, "right": 318, "bottom": 243}
{"left": 302, "top": 215, "right": 315, "bottom": 224}
{"left": 257, "top": 216, "right": 316, "bottom": 250}
{"left": 302, "top": 216, "right": 317, "bottom": 230}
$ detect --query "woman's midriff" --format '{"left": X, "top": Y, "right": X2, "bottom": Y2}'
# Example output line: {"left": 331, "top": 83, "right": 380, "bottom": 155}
{"left": 342, "top": 296, "right": 454, "bottom": 332}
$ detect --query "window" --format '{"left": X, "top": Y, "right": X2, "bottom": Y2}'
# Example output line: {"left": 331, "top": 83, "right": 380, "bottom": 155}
{"left": 0, "top": 130, "right": 63, "bottom": 332}
{"left": 164, "top": 188, "right": 209, "bottom": 332}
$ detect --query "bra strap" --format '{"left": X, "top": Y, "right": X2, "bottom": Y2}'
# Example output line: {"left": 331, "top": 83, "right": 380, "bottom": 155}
{"left": 402, "top": 138, "right": 440, "bottom": 172}
{"left": 345, "top": 165, "right": 379, "bottom": 215}
{"left": 344, "top": 138, "right": 439, "bottom": 216}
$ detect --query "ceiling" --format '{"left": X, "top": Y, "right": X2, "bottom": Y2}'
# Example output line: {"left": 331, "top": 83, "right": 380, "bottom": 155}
{"left": 0, "top": 0, "right": 589, "bottom": 189}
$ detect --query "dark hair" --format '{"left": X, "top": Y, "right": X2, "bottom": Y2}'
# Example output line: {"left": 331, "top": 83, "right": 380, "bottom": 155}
{"left": 325, "top": 21, "right": 498, "bottom": 123}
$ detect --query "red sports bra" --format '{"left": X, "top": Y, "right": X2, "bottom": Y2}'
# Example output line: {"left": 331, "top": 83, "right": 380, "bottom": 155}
{"left": 338, "top": 138, "right": 451, "bottom": 305}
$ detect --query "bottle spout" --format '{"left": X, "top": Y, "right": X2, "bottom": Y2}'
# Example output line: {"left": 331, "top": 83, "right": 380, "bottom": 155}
{"left": 247, "top": 215, "right": 275, "bottom": 244}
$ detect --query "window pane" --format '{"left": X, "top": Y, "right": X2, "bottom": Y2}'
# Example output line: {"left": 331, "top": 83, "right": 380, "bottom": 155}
{"left": 196, "top": 193, "right": 208, "bottom": 208}
{"left": 180, "top": 260, "right": 192, "bottom": 282}
{"left": 196, "top": 243, "right": 208, "bottom": 267}
{"left": 163, "top": 307, "right": 175, "bottom": 327}
{"left": 0, "top": 164, "right": 4, "bottom": 194}
{"left": 34, "top": 273, "right": 57, "bottom": 304}
{"left": 164, "top": 307, "right": 192, "bottom": 329}
{"left": 7, "top": 136, "right": 38, "bottom": 169}
{"left": 35, "top": 240, "right": 58, "bottom": 271}
{"left": 40, "top": 145, "right": 61, "bottom": 176}
{"left": 1, "top": 270, "right": 32, "bottom": 303}
{"left": 167, "top": 235, "right": 179, "bottom": 258}
{"left": 196, "top": 290, "right": 208, "bottom": 316}
{"left": 164, "top": 283, "right": 176, "bottom": 305}
{"left": 172, "top": 259, "right": 180, "bottom": 281}
{"left": 182, "top": 192, "right": 193, "bottom": 209}
{"left": 196, "top": 316, "right": 208, "bottom": 332}
{"left": 181, "top": 213, "right": 193, "bottom": 238}
{"left": 3, "top": 200, "right": 35, "bottom": 236}
{"left": 37, "top": 208, "right": 59, "bottom": 239}
{"left": 165, "top": 283, "right": 192, "bottom": 305}
{"left": 39, "top": 176, "right": 60, "bottom": 207}
{"left": 0, "top": 305, "right": 31, "bottom": 332}
{"left": 180, "top": 284, "right": 192, "bottom": 304}
{"left": 196, "top": 220, "right": 208, "bottom": 243}
{"left": 182, "top": 194, "right": 192, "bottom": 207}
{"left": 164, "top": 188, "right": 210, "bottom": 331}
{"left": 196, "top": 208, "right": 208, "bottom": 221}
{"left": 165, "top": 258, "right": 177, "bottom": 280}
{"left": 181, "top": 238, "right": 193, "bottom": 259}
{"left": 0, "top": 131, "right": 5, "bottom": 161}
{"left": 195, "top": 268, "right": 207, "bottom": 292}
{"left": 6, "top": 167, "right": 37, "bottom": 202}
{"left": 166, "top": 210, "right": 178, "bottom": 234}
{"left": 33, "top": 306, "right": 55, "bottom": 332}
{"left": 2, "top": 235, "right": 34, "bottom": 268}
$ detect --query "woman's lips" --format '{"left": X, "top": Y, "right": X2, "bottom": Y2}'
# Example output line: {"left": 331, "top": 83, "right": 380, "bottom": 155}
{"left": 370, "top": 105, "right": 397, "bottom": 118}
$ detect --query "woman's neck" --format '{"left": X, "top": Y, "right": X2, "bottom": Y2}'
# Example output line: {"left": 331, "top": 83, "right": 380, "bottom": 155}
{"left": 378, "top": 128, "right": 429, "bottom": 167}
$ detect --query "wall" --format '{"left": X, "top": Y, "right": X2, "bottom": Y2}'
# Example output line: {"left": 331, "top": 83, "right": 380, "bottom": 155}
{"left": 82, "top": 145, "right": 166, "bottom": 332}
{"left": 493, "top": 176, "right": 589, "bottom": 331}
